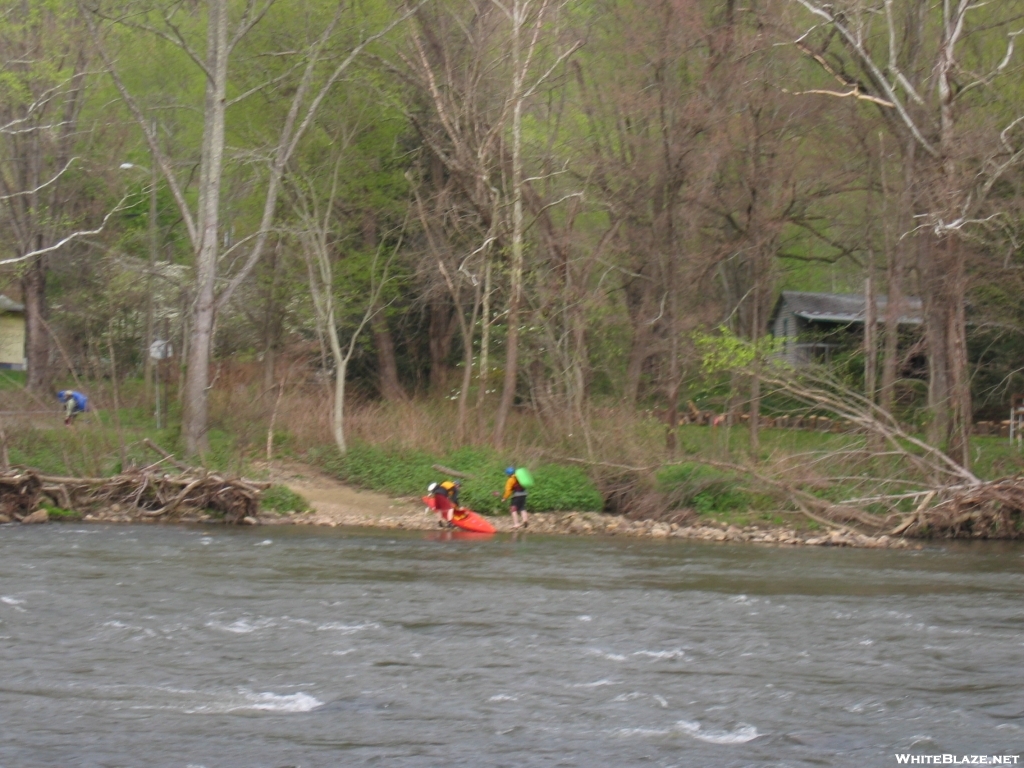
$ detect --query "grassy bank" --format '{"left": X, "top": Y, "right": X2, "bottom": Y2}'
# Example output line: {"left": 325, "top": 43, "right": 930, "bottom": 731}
{"left": 311, "top": 443, "right": 602, "bottom": 514}
{"left": 4, "top": 368, "right": 1024, "bottom": 526}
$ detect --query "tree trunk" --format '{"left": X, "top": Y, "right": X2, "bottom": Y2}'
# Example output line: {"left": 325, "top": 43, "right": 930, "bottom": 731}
{"left": 327, "top": 310, "right": 348, "bottom": 454}
{"left": 476, "top": 256, "right": 492, "bottom": 436}
{"left": 947, "top": 238, "right": 971, "bottom": 468}
{"left": 183, "top": 0, "right": 229, "bottom": 457}
{"left": 864, "top": 271, "right": 877, "bottom": 404}
{"left": 879, "top": 144, "right": 905, "bottom": 418}
{"left": 360, "top": 210, "right": 404, "bottom": 402}
{"left": 428, "top": 298, "right": 455, "bottom": 392}
{"left": 144, "top": 151, "right": 158, "bottom": 401}
{"left": 372, "top": 308, "right": 404, "bottom": 402}
{"left": 492, "top": 0, "right": 527, "bottom": 449}
{"left": 748, "top": 289, "right": 760, "bottom": 455}
{"left": 920, "top": 236, "right": 952, "bottom": 452}
{"left": 920, "top": 233, "right": 971, "bottom": 468}
{"left": 261, "top": 242, "right": 281, "bottom": 398}
{"left": 624, "top": 320, "right": 654, "bottom": 406}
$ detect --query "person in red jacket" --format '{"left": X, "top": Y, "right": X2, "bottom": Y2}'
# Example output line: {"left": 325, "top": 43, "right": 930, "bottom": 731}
{"left": 502, "top": 467, "right": 529, "bottom": 529}
{"left": 427, "top": 480, "right": 460, "bottom": 526}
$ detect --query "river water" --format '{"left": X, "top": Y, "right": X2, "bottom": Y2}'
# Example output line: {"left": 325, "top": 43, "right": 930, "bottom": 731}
{"left": 0, "top": 524, "right": 1022, "bottom": 767}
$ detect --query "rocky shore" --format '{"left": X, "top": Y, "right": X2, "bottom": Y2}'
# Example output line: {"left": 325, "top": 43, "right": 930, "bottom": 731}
{"left": 275, "top": 507, "right": 910, "bottom": 548}
{"left": 0, "top": 459, "right": 912, "bottom": 549}
{"left": 0, "top": 501, "right": 913, "bottom": 549}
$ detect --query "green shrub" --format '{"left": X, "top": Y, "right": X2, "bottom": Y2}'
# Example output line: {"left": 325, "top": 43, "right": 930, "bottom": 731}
{"left": 656, "top": 462, "right": 752, "bottom": 514}
{"left": 261, "top": 485, "right": 310, "bottom": 514}
{"left": 40, "top": 503, "right": 82, "bottom": 521}
{"left": 525, "top": 465, "right": 603, "bottom": 512}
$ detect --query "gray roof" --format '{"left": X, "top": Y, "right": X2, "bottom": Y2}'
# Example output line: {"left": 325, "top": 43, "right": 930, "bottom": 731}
{"left": 0, "top": 294, "right": 24, "bottom": 313}
{"left": 771, "top": 291, "right": 922, "bottom": 327}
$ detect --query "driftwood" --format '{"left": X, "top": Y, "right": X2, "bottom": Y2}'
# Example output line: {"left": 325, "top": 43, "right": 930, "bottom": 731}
{"left": 893, "top": 480, "right": 1024, "bottom": 539}
{"left": 0, "top": 471, "right": 42, "bottom": 519}
{"left": 432, "top": 464, "right": 476, "bottom": 480}
{"left": 0, "top": 463, "right": 271, "bottom": 524}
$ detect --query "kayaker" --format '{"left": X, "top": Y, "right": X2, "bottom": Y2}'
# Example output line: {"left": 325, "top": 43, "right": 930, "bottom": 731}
{"left": 440, "top": 480, "right": 461, "bottom": 508}
{"left": 502, "top": 467, "right": 529, "bottom": 529}
{"left": 427, "top": 481, "right": 458, "bottom": 526}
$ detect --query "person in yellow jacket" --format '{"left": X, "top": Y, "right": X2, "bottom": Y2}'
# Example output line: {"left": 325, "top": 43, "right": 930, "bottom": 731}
{"left": 502, "top": 467, "right": 529, "bottom": 529}
{"left": 427, "top": 480, "right": 461, "bottom": 526}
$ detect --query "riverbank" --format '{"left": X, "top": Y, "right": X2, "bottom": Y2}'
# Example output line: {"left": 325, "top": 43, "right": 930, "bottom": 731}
{"left": 1, "top": 459, "right": 911, "bottom": 549}
{"left": 264, "top": 460, "right": 912, "bottom": 547}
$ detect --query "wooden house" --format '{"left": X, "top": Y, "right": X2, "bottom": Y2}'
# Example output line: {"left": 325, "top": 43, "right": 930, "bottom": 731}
{"left": 769, "top": 291, "right": 922, "bottom": 366}
{"left": 0, "top": 294, "right": 26, "bottom": 370}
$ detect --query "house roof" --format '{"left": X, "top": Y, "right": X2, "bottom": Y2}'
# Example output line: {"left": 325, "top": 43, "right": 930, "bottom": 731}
{"left": 0, "top": 294, "right": 24, "bottom": 313}
{"left": 770, "top": 291, "right": 922, "bottom": 328}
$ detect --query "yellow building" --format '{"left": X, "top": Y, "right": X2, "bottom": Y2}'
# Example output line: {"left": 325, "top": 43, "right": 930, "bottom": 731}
{"left": 0, "top": 294, "right": 26, "bottom": 370}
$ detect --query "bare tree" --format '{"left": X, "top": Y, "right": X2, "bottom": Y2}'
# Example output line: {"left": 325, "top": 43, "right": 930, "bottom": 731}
{"left": 83, "top": 0, "right": 422, "bottom": 456}
{"left": 0, "top": 5, "right": 96, "bottom": 392}
{"left": 290, "top": 157, "right": 398, "bottom": 455}
{"left": 397, "top": 0, "right": 577, "bottom": 446}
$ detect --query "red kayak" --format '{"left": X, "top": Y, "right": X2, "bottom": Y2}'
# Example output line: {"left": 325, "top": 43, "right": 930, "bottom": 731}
{"left": 422, "top": 496, "right": 497, "bottom": 534}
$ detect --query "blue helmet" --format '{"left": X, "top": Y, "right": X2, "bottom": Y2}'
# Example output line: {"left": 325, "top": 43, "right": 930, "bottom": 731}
{"left": 505, "top": 466, "right": 516, "bottom": 476}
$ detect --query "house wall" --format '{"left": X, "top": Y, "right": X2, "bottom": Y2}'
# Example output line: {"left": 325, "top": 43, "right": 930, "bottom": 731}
{"left": 771, "top": 302, "right": 798, "bottom": 364}
{"left": 0, "top": 312, "right": 26, "bottom": 369}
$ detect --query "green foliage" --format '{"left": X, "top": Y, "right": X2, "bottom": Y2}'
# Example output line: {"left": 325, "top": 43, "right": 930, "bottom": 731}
{"left": 694, "top": 326, "right": 785, "bottom": 375}
{"left": 40, "top": 502, "right": 81, "bottom": 520}
{"left": 312, "top": 443, "right": 602, "bottom": 513}
{"left": 526, "top": 465, "right": 603, "bottom": 512}
{"left": 261, "top": 485, "right": 309, "bottom": 514}
{"left": 656, "top": 462, "right": 752, "bottom": 514}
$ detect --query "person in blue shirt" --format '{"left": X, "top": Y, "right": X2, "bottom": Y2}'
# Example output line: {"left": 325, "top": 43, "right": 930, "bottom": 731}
{"left": 57, "top": 390, "right": 88, "bottom": 425}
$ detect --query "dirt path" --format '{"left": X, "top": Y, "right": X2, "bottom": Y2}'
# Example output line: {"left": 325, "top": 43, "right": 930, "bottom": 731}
{"left": 256, "top": 460, "right": 506, "bottom": 531}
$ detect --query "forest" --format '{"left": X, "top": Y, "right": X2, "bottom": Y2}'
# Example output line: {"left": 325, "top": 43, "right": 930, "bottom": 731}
{"left": 3, "top": 0, "right": 1024, "bottom": 531}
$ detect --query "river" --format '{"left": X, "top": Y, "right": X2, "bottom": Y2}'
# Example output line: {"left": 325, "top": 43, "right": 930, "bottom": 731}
{"left": 0, "top": 524, "right": 1022, "bottom": 767}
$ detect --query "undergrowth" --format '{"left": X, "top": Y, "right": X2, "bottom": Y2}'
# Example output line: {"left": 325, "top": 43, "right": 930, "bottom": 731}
{"left": 310, "top": 443, "right": 602, "bottom": 514}
{"left": 261, "top": 485, "right": 310, "bottom": 514}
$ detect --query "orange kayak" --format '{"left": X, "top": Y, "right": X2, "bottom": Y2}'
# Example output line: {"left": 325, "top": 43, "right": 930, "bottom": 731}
{"left": 422, "top": 496, "right": 497, "bottom": 534}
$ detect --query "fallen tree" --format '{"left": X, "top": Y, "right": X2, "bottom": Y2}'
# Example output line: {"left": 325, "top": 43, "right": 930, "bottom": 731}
{"left": 555, "top": 333, "right": 1024, "bottom": 540}
{"left": 704, "top": 342, "right": 1024, "bottom": 537}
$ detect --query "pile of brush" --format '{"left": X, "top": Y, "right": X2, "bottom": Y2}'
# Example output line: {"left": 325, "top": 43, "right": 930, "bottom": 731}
{"left": 889, "top": 479, "right": 1024, "bottom": 539}
{"left": 0, "top": 471, "right": 42, "bottom": 519}
{"left": 0, "top": 446, "right": 269, "bottom": 523}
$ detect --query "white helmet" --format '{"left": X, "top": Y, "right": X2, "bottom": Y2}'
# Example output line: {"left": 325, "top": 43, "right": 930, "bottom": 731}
{"left": 427, "top": 482, "right": 438, "bottom": 493}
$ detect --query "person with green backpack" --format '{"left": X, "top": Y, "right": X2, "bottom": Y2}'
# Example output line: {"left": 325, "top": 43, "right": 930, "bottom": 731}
{"left": 502, "top": 466, "right": 531, "bottom": 529}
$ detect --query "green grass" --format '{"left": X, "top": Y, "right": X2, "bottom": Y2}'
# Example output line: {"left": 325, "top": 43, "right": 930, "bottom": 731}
{"left": 0, "top": 370, "right": 26, "bottom": 390}
{"left": 40, "top": 502, "right": 82, "bottom": 520}
{"left": 311, "top": 443, "right": 603, "bottom": 514}
{"left": 261, "top": 485, "right": 310, "bottom": 514}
